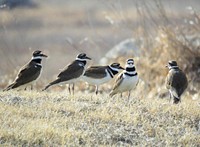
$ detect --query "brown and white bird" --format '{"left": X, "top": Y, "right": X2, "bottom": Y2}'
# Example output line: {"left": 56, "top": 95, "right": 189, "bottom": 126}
{"left": 82, "top": 63, "right": 124, "bottom": 94}
{"left": 4, "top": 50, "right": 48, "bottom": 91}
{"left": 110, "top": 59, "right": 139, "bottom": 98}
{"left": 166, "top": 60, "right": 188, "bottom": 104}
{"left": 43, "top": 53, "right": 91, "bottom": 94}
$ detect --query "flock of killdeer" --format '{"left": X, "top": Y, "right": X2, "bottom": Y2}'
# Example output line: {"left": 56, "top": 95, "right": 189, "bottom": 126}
{"left": 3, "top": 50, "right": 188, "bottom": 104}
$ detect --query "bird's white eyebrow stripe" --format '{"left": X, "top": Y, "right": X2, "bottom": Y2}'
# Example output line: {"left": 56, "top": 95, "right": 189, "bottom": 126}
{"left": 127, "top": 61, "right": 134, "bottom": 63}
{"left": 36, "top": 63, "right": 42, "bottom": 66}
{"left": 76, "top": 58, "right": 87, "bottom": 61}
{"left": 109, "top": 66, "right": 119, "bottom": 71}
{"left": 32, "top": 56, "right": 42, "bottom": 60}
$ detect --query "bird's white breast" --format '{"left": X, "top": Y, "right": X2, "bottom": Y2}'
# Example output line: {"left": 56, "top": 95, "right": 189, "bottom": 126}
{"left": 118, "top": 74, "right": 138, "bottom": 92}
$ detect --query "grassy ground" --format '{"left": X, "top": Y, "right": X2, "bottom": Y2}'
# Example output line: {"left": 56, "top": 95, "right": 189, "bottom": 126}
{"left": 0, "top": 89, "right": 200, "bottom": 146}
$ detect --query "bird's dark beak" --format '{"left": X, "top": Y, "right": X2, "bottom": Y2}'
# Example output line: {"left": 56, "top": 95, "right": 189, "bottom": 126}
{"left": 41, "top": 54, "right": 48, "bottom": 58}
{"left": 119, "top": 66, "right": 125, "bottom": 70}
{"left": 165, "top": 64, "right": 168, "bottom": 68}
{"left": 85, "top": 56, "right": 91, "bottom": 60}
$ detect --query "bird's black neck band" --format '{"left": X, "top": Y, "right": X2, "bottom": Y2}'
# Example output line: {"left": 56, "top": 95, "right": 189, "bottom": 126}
{"left": 124, "top": 72, "right": 137, "bottom": 77}
{"left": 78, "top": 60, "right": 86, "bottom": 66}
{"left": 170, "top": 66, "right": 179, "bottom": 70}
{"left": 108, "top": 66, "right": 118, "bottom": 77}
{"left": 32, "top": 59, "right": 42, "bottom": 64}
{"left": 126, "top": 67, "right": 136, "bottom": 72}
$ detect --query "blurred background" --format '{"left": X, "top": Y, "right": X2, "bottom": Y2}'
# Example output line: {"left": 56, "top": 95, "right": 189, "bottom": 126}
{"left": 0, "top": 0, "right": 200, "bottom": 96}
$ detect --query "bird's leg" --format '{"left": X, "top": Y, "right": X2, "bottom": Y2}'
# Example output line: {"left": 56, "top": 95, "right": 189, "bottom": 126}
{"left": 72, "top": 83, "right": 75, "bottom": 95}
{"left": 128, "top": 91, "right": 131, "bottom": 99}
{"left": 169, "top": 91, "right": 173, "bottom": 103}
{"left": 31, "top": 85, "right": 33, "bottom": 90}
{"left": 68, "top": 84, "right": 71, "bottom": 95}
{"left": 95, "top": 85, "right": 98, "bottom": 95}
{"left": 120, "top": 93, "right": 122, "bottom": 98}
{"left": 127, "top": 90, "right": 131, "bottom": 103}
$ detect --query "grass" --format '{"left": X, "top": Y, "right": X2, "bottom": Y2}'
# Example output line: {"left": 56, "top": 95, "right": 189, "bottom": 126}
{"left": 0, "top": 88, "right": 200, "bottom": 146}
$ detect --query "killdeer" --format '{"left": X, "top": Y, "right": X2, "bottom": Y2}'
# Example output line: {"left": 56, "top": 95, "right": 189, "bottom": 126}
{"left": 110, "top": 59, "right": 139, "bottom": 99}
{"left": 43, "top": 53, "right": 91, "bottom": 94}
{"left": 166, "top": 60, "right": 188, "bottom": 104}
{"left": 4, "top": 50, "right": 48, "bottom": 91}
{"left": 82, "top": 63, "right": 124, "bottom": 94}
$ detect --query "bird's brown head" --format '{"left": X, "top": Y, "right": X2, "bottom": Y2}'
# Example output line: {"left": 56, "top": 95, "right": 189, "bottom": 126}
{"left": 33, "top": 50, "right": 48, "bottom": 58}
{"left": 166, "top": 60, "right": 178, "bottom": 69}
{"left": 76, "top": 53, "right": 91, "bottom": 60}
{"left": 110, "top": 63, "right": 124, "bottom": 70}
{"left": 126, "top": 59, "right": 135, "bottom": 68}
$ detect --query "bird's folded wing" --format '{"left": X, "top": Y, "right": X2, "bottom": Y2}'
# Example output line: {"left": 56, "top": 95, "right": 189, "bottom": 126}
{"left": 84, "top": 66, "right": 107, "bottom": 78}
{"left": 15, "top": 64, "right": 41, "bottom": 85}
{"left": 57, "top": 61, "right": 84, "bottom": 81}
{"left": 112, "top": 73, "right": 124, "bottom": 91}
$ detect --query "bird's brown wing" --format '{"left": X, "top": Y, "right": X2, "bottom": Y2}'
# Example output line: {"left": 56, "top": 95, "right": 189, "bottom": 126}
{"left": 84, "top": 66, "right": 107, "bottom": 79}
{"left": 166, "top": 70, "right": 188, "bottom": 97}
{"left": 15, "top": 63, "right": 41, "bottom": 84}
{"left": 57, "top": 60, "right": 84, "bottom": 81}
{"left": 112, "top": 73, "right": 124, "bottom": 91}
{"left": 5, "top": 62, "right": 41, "bottom": 90}
{"left": 109, "top": 73, "right": 124, "bottom": 97}
{"left": 171, "top": 70, "right": 188, "bottom": 96}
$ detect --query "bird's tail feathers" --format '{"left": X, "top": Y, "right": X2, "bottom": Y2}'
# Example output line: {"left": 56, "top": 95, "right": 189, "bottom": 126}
{"left": 3, "top": 83, "right": 16, "bottom": 91}
{"left": 42, "top": 79, "right": 61, "bottom": 91}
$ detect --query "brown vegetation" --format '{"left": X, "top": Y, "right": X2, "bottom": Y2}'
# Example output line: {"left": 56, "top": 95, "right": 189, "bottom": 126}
{"left": 0, "top": 91, "right": 200, "bottom": 146}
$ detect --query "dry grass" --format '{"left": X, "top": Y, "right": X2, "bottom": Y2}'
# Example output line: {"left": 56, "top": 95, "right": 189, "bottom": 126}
{"left": 0, "top": 86, "right": 200, "bottom": 146}
{"left": 132, "top": 26, "right": 200, "bottom": 97}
